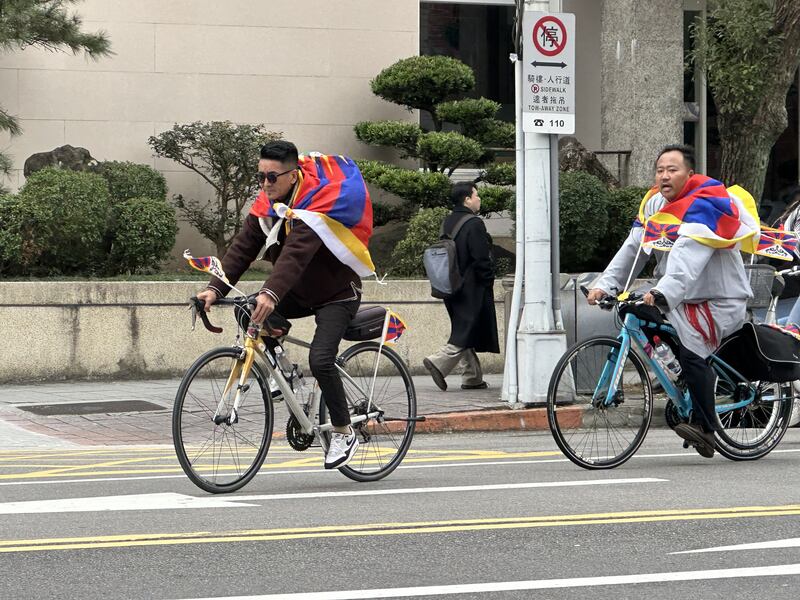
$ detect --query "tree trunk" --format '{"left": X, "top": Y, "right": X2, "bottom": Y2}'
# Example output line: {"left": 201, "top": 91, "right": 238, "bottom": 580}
{"left": 718, "top": 109, "right": 783, "bottom": 202}
{"left": 716, "top": 0, "right": 800, "bottom": 202}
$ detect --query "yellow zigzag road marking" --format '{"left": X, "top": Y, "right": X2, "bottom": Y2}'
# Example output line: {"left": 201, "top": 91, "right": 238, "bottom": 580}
{"left": 1, "top": 505, "right": 799, "bottom": 553}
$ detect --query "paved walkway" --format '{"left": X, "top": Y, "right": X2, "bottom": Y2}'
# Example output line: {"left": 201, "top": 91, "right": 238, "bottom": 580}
{"left": 0, "top": 372, "right": 517, "bottom": 449}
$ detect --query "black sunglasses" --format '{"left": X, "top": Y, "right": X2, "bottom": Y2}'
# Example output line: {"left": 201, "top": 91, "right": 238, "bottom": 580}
{"left": 257, "top": 168, "right": 295, "bottom": 185}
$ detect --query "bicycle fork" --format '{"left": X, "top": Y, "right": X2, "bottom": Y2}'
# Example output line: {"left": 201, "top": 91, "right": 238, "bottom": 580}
{"left": 215, "top": 343, "right": 257, "bottom": 426}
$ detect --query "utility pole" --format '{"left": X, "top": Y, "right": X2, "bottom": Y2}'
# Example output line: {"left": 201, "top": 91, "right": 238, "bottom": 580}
{"left": 503, "top": 0, "right": 570, "bottom": 407}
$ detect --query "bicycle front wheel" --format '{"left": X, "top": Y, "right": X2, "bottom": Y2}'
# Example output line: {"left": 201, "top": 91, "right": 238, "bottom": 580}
{"left": 547, "top": 337, "right": 653, "bottom": 469}
{"left": 713, "top": 379, "right": 793, "bottom": 461}
{"left": 173, "top": 347, "right": 274, "bottom": 493}
{"left": 319, "top": 342, "right": 417, "bottom": 482}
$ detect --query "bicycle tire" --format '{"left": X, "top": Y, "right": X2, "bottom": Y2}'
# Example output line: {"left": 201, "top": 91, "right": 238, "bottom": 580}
{"left": 712, "top": 379, "right": 793, "bottom": 461}
{"left": 319, "top": 342, "right": 416, "bottom": 482}
{"left": 173, "top": 346, "right": 274, "bottom": 493}
{"left": 547, "top": 336, "right": 653, "bottom": 469}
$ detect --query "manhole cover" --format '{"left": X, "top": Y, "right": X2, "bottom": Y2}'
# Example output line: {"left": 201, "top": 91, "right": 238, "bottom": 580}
{"left": 17, "top": 400, "right": 167, "bottom": 416}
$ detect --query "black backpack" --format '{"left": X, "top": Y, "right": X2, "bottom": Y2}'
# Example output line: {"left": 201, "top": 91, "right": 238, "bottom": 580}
{"left": 423, "top": 214, "right": 477, "bottom": 299}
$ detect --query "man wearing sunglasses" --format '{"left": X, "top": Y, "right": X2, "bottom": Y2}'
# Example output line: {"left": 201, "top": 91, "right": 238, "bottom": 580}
{"left": 195, "top": 140, "right": 363, "bottom": 470}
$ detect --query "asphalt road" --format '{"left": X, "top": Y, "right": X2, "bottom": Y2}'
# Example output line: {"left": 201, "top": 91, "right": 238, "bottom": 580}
{"left": 1, "top": 429, "right": 799, "bottom": 599}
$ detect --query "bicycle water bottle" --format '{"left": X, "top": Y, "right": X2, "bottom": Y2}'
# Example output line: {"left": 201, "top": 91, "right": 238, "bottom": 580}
{"left": 274, "top": 345, "right": 294, "bottom": 380}
{"left": 652, "top": 335, "right": 682, "bottom": 379}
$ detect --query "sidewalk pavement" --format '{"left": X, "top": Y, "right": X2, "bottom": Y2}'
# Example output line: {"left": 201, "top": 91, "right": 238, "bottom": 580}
{"left": 0, "top": 373, "right": 668, "bottom": 449}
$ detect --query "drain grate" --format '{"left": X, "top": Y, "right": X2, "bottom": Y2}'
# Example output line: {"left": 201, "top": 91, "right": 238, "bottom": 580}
{"left": 17, "top": 400, "right": 167, "bottom": 416}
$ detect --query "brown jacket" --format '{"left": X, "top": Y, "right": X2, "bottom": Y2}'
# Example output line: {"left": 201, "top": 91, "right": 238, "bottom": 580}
{"left": 207, "top": 214, "right": 361, "bottom": 308}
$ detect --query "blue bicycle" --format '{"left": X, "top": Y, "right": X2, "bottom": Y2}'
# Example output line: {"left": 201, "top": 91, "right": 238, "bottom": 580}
{"left": 546, "top": 288, "right": 794, "bottom": 469}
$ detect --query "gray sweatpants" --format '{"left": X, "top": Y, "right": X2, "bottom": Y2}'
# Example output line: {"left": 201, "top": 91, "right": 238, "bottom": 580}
{"left": 425, "top": 344, "right": 484, "bottom": 386}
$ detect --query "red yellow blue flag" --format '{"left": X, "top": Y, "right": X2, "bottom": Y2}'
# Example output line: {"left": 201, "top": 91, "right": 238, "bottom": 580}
{"left": 755, "top": 227, "right": 799, "bottom": 262}
{"left": 251, "top": 154, "right": 374, "bottom": 277}
{"left": 637, "top": 175, "right": 759, "bottom": 252}
{"left": 383, "top": 311, "right": 407, "bottom": 344}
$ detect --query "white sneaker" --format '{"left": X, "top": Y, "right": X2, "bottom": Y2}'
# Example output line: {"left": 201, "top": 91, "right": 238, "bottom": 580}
{"left": 324, "top": 428, "right": 359, "bottom": 469}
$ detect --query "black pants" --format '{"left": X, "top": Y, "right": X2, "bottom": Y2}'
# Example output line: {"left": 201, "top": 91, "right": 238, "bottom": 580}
{"left": 677, "top": 346, "right": 720, "bottom": 432}
{"left": 276, "top": 295, "right": 359, "bottom": 427}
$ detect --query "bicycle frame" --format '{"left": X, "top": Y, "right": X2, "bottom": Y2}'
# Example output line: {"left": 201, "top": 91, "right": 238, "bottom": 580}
{"left": 598, "top": 312, "right": 757, "bottom": 420}
{"left": 216, "top": 329, "right": 383, "bottom": 439}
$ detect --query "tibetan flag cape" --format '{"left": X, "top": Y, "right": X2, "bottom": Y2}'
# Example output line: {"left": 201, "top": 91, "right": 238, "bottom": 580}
{"left": 637, "top": 175, "right": 759, "bottom": 253}
{"left": 251, "top": 154, "right": 375, "bottom": 278}
{"left": 755, "top": 226, "right": 800, "bottom": 262}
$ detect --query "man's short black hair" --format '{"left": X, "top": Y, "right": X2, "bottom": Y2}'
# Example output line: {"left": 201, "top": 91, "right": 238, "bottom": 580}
{"left": 655, "top": 144, "right": 695, "bottom": 171}
{"left": 451, "top": 181, "right": 476, "bottom": 207}
{"left": 260, "top": 140, "right": 299, "bottom": 165}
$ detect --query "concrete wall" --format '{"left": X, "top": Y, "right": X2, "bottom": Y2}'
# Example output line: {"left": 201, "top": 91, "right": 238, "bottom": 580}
{"left": 0, "top": 280, "right": 506, "bottom": 383}
{"left": 600, "top": 0, "right": 684, "bottom": 186}
{"left": 0, "top": 0, "right": 419, "bottom": 260}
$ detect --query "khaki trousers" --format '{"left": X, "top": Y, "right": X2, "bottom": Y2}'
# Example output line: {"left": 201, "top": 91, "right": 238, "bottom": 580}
{"left": 425, "top": 344, "right": 483, "bottom": 386}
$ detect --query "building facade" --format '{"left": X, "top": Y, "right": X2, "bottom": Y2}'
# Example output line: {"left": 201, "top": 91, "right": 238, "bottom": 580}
{"left": 1, "top": 0, "right": 797, "bottom": 258}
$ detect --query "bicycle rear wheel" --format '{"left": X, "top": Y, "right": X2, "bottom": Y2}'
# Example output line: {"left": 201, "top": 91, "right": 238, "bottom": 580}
{"left": 173, "top": 347, "right": 274, "bottom": 493}
{"left": 319, "top": 342, "right": 416, "bottom": 482}
{"left": 547, "top": 337, "right": 653, "bottom": 469}
{"left": 712, "top": 378, "right": 793, "bottom": 461}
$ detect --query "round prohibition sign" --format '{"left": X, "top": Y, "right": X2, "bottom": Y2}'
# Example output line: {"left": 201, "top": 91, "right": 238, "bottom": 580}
{"left": 533, "top": 15, "right": 567, "bottom": 57}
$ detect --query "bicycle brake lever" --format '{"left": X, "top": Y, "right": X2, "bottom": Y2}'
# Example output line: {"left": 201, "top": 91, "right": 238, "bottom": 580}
{"left": 190, "top": 303, "right": 197, "bottom": 332}
{"left": 189, "top": 297, "right": 224, "bottom": 334}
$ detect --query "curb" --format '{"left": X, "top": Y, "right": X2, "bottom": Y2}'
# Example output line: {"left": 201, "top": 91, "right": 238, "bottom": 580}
{"left": 414, "top": 407, "right": 553, "bottom": 433}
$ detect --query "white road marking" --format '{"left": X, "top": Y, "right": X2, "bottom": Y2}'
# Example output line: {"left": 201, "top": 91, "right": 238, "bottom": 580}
{"left": 0, "top": 447, "right": 797, "bottom": 487}
{"left": 0, "top": 492, "right": 256, "bottom": 514}
{"left": 673, "top": 538, "right": 800, "bottom": 554}
{"left": 183, "top": 563, "right": 800, "bottom": 599}
{"left": 0, "top": 478, "right": 664, "bottom": 514}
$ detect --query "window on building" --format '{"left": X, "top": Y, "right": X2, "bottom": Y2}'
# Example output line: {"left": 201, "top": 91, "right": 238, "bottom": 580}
{"left": 420, "top": 2, "right": 515, "bottom": 130}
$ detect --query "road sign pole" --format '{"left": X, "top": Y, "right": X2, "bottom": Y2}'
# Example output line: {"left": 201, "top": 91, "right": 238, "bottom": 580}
{"left": 505, "top": 0, "right": 569, "bottom": 407}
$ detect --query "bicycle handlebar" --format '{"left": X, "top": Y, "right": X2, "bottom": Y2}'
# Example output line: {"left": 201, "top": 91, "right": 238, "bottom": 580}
{"left": 579, "top": 285, "right": 643, "bottom": 310}
{"left": 189, "top": 295, "right": 257, "bottom": 334}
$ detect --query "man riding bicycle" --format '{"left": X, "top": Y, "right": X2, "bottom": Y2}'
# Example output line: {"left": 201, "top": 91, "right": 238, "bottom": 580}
{"left": 195, "top": 140, "right": 373, "bottom": 469}
{"left": 587, "top": 145, "right": 756, "bottom": 458}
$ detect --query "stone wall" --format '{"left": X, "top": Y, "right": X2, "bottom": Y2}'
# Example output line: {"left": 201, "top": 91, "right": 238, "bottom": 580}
{"left": 0, "top": 280, "right": 506, "bottom": 383}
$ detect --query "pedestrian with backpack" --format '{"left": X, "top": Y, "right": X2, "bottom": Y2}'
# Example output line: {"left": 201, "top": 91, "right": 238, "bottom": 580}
{"left": 422, "top": 182, "right": 500, "bottom": 391}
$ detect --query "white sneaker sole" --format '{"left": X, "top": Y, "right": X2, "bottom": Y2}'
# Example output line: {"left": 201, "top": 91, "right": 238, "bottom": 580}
{"left": 324, "top": 438, "right": 359, "bottom": 470}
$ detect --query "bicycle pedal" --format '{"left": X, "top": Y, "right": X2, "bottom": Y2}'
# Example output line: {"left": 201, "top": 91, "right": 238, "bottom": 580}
{"left": 682, "top": 440, "right": 690, "bottom": 449}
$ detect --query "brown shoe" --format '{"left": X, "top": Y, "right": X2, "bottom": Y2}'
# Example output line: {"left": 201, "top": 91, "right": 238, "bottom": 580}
{"left": 674, "top": 422, "right": 715, "bottom": 458}
{"left": 423, "top": 358, "right": 447, "bottom": 391}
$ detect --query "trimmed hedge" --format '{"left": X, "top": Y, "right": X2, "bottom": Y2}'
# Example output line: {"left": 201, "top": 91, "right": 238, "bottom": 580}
{"left": 108, "top": 197, "right": 178, "bottom": 274}
{"left": 559, "top": 171, "right": 610, "bottom": 272}
{"left": 388, "top": 207, "right": 449, "bottom": 276}
{"left": 93, "top": 160, "right": 167, "bottom": 203}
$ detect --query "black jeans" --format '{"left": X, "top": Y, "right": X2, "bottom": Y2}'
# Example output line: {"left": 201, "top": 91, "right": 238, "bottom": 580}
{"left": 677, "top": 346, "right": 720, "bottom": 432}
{"left": 276, "top": 294, "right": 359, "bottom": 427}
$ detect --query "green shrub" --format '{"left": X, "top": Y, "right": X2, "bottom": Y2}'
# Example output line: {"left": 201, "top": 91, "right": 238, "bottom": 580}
{"left": 371, "top": 56, "right": 475, "bottom": 113}
{"left": 354, "top": 121, "right": 422, "bottom": 158}
{"left": 559, "top": 171, "right": 610, "bottom": 273}
{"left": 389, "top": 207, "right": 449, "bottom": 276}
{"left": 11, "top": 168, "right": 110, "bottom": 275}
{"left": 108, "top": 197, "right": 178, "bottom": 274}
{"left": 483, "top": 162, "right": 515, "bottom": 186}
{"left": 357, "top": 160, "right": 451, "bottom": 208}
{"left": 479, "top": 185, "right": 514, "bottom": 216}
{"left": 436, "top": 98, "right": 500, "bottom": 126}
{"left": 93, "top": 160, "right": 167, "bottom": 203}
{"left": 416, "top": 131, "right": 484, "bottom": 173}
{"left": 598, "top": 186, "right": 650, "bottom": 265}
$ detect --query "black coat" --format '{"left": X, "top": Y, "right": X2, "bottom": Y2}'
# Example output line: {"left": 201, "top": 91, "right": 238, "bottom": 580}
{"left": 442, "top": 206, "right": 500, "bottom": 353}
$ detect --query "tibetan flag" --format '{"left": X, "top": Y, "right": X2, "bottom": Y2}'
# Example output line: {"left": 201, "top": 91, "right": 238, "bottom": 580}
{"left": 184, "top": 250, "right": 229, "bottom": 283}
{"left": 384, "top": 311, "right": 407, "bottom": 344}
{"left": 755, "top": 227, "right": 799, "bottom": 262}
{"left": 643, "top": 221, "right": 680, "bottom": 251}
{"left": 251, "top": 154, "right": 374, "bottom": 277}
{"left": 641, "top": 175, "right": 759, "bottom": 251}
